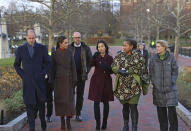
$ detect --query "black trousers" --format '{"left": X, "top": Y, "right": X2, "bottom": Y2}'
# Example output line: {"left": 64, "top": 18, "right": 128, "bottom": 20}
{"left": 122, "top": 103, "right": 138, "bottom": 129}
{"left": 26, "top": 102, "right": 46, "bottom": 131}
{"left": 45, "top": 79, "right": 53, "bottom": 117}
{"left": 75, "top": 77, "right": 85, "bottom": 116}
{"left": 157, "top": 106, "right": 178, "bottom": 131}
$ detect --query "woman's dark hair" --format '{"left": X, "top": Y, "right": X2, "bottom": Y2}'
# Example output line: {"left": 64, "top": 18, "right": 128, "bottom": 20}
{"left": 125, "top": 39, "right": 137, "bottom": 50}
{"left": 56, "top": 36, "right": 67, "bottom": 49}
{"left": 96, "top": 40, "right": 109, "bottom": 54}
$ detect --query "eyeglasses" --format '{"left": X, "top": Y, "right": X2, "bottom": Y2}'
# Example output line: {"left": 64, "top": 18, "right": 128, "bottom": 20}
{"left": 73, "top": 37, "right": 81, "bottom": 38}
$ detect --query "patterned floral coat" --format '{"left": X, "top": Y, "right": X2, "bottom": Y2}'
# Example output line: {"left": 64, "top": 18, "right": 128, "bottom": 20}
{"left": 111, "top": 51, "right": 149, "bottom": 104}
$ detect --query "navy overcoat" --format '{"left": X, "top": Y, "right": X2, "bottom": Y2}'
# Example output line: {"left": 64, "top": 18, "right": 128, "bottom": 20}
{"left": 14, "top": 42, "right": 51, "bottom": 104}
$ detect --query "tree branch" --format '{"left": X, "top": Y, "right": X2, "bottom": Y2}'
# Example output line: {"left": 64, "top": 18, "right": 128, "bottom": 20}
{"left": 30, "top": 0, "right": 51, "bottom": 9}
{"left": 181, "top": 28, "right": 191, "bottom": 36}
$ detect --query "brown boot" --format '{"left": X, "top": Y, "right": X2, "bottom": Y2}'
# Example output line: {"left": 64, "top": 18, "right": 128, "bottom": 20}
{"left": 61, "top": 117, "right": 65, "bottom": 130}
{"left": 66, "top": 117, "right": 71, "bottom": 130}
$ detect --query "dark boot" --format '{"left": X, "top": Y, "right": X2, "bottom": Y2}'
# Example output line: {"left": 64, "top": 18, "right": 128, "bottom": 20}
{"left": 122, "top": 120, "right": 129, "bottom": 131}
{"left": 96, "top": 119, "right": 101, "bottom": 130}
{"left": 66, "top": 117, "right": 71, "bottom": 130}
{"left": 101, "top": 102, "right": 109, "bottom": 130}
{"left": 101, "top": 120, "right": 107, "bottom": 130}
{"left": 130, "top": 104, "right": 138, "bottom": 131}
{"left": 94, "top": 102, "right": 100, "bottom": 130}
{"left": 41, "top": 119, "right": 47, "bottom": 131}
{"left": 132, "top": 126, "right": 137, "bottom": 131}
{"left": 60, "top": 117, "right": 65, "bottom": 130}
{"left": 121, "top": 104, "right": 129, "bottom": 131}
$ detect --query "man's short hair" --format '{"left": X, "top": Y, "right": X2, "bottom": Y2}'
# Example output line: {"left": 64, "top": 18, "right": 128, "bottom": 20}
{"left": 26, "top": 29, "right": 36, "bottom": 36}
{"left": 72, "top": 32, "right": 81, "bottom": 38}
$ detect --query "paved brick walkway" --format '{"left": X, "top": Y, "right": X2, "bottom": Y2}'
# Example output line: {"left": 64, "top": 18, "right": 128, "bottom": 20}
{"left": 22, "top": 46, "right": 191, "bottom": 131}
{"left": 177, "top": 55, "right": 191, "bottom": 67}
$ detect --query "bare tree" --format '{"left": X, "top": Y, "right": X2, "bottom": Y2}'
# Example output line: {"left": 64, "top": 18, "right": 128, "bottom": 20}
{"left": 120, "top": 0, "right": 151, "bottom": 41}
{"left": 28, "top": 0, "right": 90, "bottom": 51}
{"left": 26, "top": 0, "right": 59, "bottom": 52}
{"left": 5, "top": 2, "right": 37, "bottom": 41}
{"left": 5, "top": 1, "right": 20, "bottom": 41}
{"left": 165, "top": 0, "right": 191, "bottom": 57}
{"left": 5, "top": 0, "right": 120, "bottom": 48}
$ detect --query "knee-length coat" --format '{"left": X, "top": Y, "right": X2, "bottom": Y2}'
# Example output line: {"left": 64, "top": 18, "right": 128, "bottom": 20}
{"left": 51, "top": 49, "right": 77, "bottom": 116}
{"left": 14, "top": 42, "right": 51, "bottom": 104}
{"left": 88, "top": 54, "right": 114, "bottom": 102}
{"left": 149, "top": 51, "right": 179, "bottom": 107}
{"left": 111, "top": 51, "right": 149, "bottom": 104}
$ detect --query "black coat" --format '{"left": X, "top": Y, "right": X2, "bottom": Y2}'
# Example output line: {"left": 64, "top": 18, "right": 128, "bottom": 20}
{"left": 137, "top": 49, "right": 149, "bottom": 66}
{"left": 68, "top": 42, "right": 92, "bottom": 80}
{"left": 14, "top": 42, "right": 51, "bottom": 104}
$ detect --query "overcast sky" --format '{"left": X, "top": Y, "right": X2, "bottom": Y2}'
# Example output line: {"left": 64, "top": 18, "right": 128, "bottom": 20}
{"left": 0, "top": 0, "right": 12, "bottom": 8}
{"left": 0, "top": 0, "right": 45, "bottom": 13}
{"left": 0, "top": 0, "right": 120, "bottom": 12}
{"left": 0, "top": 0, "right": 42, "bottom": 9}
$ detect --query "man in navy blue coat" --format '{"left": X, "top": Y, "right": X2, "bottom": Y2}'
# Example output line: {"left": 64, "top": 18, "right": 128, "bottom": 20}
{"left": 14, "top": 30, "right": 51, "bottom": 131}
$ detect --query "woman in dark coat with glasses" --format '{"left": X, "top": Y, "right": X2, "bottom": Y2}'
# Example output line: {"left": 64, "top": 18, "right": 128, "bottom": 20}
{"left": 88, "top": 40, "right": 114, "bottom": 130}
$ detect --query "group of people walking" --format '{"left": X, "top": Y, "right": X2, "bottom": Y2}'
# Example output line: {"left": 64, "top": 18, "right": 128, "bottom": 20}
{"left": 14, "top": 29, "right": 179, "bottom": 131}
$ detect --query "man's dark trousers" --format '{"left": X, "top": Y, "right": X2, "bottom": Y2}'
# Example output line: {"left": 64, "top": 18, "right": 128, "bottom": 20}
{"left": 26, "top": 97, "right": 46, "bottom": 131}
{"left": 45, "top": 79, "right": 53, "bottom": 118}
{"left": 157, "top": 106, "right": 178, "bottom": 131}
{"left": 76, "top": 76, "right": 85, "bottom": 116}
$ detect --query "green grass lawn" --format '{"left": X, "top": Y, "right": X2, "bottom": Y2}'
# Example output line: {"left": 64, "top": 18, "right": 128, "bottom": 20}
{"left": 0, "top": 57, "right": 15, "bottom": 67}
{"left": 112, "top": 39, "right": 123, "bottom": 46}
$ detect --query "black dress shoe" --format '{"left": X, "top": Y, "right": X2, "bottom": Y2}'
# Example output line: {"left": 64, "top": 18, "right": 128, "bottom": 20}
{"left": 61, "top": 117, "right": 65, "bottom": 130}
{"left": 101, "top": 121, "right": 107, "bottom": 130}
{"left": 96, "top": 120, "right": 100, "bottom": 130}
{"left": 42, "top": 128, "right": 46, "bottom": 131}
{"left": 75, "top": 115, "right": 82, "bottom": 121}
{"left": 47, "top": 116, "right": 52, "bottom": 123}
{"left": 41, "top": 121, "right": 47, "bottom": 131}
{"left": 66, "top": 117, "right": 71, "bottom": 130}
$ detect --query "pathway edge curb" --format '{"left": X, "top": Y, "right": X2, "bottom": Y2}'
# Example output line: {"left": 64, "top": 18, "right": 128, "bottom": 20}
{"left": 177, "top": 102, "right": 191, "bottom": 129}
{"left": 0, "top": 112, "right": 27, "bottom": 131}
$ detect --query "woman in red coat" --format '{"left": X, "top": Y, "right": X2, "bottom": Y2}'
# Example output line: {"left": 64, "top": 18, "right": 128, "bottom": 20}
{"left": 88, "top": 40, "right": 114, "bottom": 130}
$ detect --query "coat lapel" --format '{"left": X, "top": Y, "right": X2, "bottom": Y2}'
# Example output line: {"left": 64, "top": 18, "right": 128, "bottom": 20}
{"left": 23, "top": 44, "right": 32, "bottom": 60}
{"left": 32, "top": 44, "right": 38, "bottom": 59}
{"left": 23, "top": 43, "right": 38, "bottom": 60}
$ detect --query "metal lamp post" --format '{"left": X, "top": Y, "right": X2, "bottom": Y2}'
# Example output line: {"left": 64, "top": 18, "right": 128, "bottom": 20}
{"left": 146, "top": 8, "right": 151, "bottom": 45}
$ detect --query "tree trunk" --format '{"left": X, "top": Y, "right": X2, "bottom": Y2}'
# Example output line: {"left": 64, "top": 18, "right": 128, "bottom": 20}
{"left": 156, "top": 24, "right": 160, "bottom": 40}
{"left": 174, "top": 36, "right": 179, "bottom": 59}
{"left": 174, "top": 0, "right": 181, "bottom": 60}
{"left": 48, "top": 0, "right": 54, "bottom": 52}
{"left": 167, "top": 30, "right": 171, "bottom": 42}
{"left": 48, "top": 29, "right": 53, "bottom": 53}
{"left": 147, "top": 32, "right": 151, "bottom": 46}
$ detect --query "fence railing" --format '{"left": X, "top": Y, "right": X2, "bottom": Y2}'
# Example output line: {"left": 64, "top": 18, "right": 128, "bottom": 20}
{"left": 179, "top": 48, "right": 191, "bottom": 57}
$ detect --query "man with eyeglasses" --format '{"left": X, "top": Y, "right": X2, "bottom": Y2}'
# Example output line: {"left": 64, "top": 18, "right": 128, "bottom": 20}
{"left": 68, "top": 32, "right": 92, "bottom": 121}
